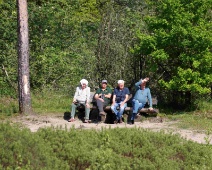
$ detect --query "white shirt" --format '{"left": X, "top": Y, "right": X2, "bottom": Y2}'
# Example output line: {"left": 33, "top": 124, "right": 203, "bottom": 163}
{"left": 73, "top": 86, "right": 90, "bottom": 103}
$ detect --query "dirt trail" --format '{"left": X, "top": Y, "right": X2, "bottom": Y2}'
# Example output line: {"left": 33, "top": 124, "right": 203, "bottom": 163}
{"left": 9, "top": 114, "right": 212, "bottom": 144}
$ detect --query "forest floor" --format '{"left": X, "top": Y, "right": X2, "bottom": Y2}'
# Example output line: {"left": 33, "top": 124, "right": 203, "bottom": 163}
{"left": 7, "top": 113, "right": 212, "bottom": 145}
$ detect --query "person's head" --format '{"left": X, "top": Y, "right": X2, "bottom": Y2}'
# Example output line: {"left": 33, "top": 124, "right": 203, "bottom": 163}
{"left": 80, "top": 79, "right": 88, "bottom": 89}
{"left": 117, "top": 80, "right": 125, "bottom": 90}
{"left": 101, "top": 80, "right": 107, "bottom": 89}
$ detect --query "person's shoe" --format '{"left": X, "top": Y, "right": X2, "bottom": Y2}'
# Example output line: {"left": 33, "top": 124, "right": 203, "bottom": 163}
{"left": 100, "top": 115, "right": 106, "bottom": 123}
{"left": 114, "top": 119, "right": 119, "bottom": 124}
{"left": 135, "top": 113, "right": 140, "bottom": 119}
{"left": 130, "top": 120, "right": 134, "bottom": 125}
{"left": 68, "top": 118, "right": 75, "bottom": 122}
{"left": 84, "top": 119, "right": 91, "bottom": 123}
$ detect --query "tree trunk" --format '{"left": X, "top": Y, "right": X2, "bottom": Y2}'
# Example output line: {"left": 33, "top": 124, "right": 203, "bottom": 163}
{"left": 17, "top": 0, "right": 32, "bottom": 114}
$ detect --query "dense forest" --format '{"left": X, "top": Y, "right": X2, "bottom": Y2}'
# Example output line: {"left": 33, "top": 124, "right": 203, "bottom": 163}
{"left": 0, "top": 0, "right": 211, "bottom": 110}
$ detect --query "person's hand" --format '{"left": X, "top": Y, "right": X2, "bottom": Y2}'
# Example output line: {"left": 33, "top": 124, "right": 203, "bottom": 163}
{"left": 120, "top": 103, "right": 125, "bottom": 108}
{"left": 73, "top": 100, "right": 77, "bottom": 104}
{"left": 144, "top": 77, "right": 149, "bottom": 82}
{"left": 86, "top": 103, "right": 90, "bottom": 108}
{"left": 97, "top": 98, "right": 104, "bottom": 102}
{"left": 111, "top": 102, "right": 115, "bottom": 106}
{"left": 149, "top": 107, "right": 154, "bottom": 111}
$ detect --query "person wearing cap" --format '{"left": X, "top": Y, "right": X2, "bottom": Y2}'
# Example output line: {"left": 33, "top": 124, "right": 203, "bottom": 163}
{"left": 111, "top": 80, "right": 130, "bottom": 123}
{"left": 94, "top": 80, "right": 112, "bottom": 122}
{"left": 69, "top": 79, "right": 91, "bottom": 123}
{"left": 130, "top": 77, "right": 153, "bottom": 124}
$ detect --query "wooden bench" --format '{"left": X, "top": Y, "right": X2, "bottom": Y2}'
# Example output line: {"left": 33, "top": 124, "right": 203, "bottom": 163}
{"left": 76, "top": 92, "right": 159, "bottom": 123}
{"left": 90, "top": 92, "right": 159, "bottom": 115}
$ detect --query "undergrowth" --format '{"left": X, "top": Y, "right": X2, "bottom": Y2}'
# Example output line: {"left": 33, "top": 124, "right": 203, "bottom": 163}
{"left": 0, "top": 89, "right": 71, "bottom": 117}
{"left": 0, "top": 123, "right": 212, "bottom": 170}
{"left": 31, "top": 89, "right": 70, "bottom": 114}
{"left": 164, "top": 100, "right": 212, "bottom": 131}
{"left": 0, "top": 97, "right": 18, "bottom": 118}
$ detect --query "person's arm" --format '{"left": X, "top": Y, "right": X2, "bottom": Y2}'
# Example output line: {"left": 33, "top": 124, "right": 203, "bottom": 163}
{"left": 95, "top": 93, "right": 103, "bottom": 100}
{"left": 105, "top": 88, "right": 112, "bottom": 98}
{"left": 95, "top": 89, "right": 104, "bottom": 102}
{"left": 86, "top": 87, "right": 90, "bottom": 104}
{"left": 120, "top": 88, "right": 129, "bottom": 107}
{"left": 122, "top": 94, "right": 129, "bottom": 104}
{"left": 111, "top": 89, "right": 116, "bottom": 105}
{"left": 135, "top": 80, "right": 142, "bottom": 88}
{"left": 112, "top": 94, "right": 116, "bottom": 105}
{"left": 135, "top": 77, "right": 149, "bottom": 88}
{"left": 94, "top": 89, "right": 100, "bottom": 100}
{"left": 105, "top": 93, "right": 111, "bottom": 98}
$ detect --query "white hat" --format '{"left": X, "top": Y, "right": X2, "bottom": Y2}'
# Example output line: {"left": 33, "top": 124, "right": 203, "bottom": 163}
{"left": 117, "top": 80, "right": 124, "bottom": 84}
{"left": 80, "top": 79, "right": 88, "bottom": 86}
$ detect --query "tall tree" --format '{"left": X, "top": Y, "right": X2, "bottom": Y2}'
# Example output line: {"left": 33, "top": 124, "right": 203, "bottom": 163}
{"left": 94, "top": 0, "right": 147, "bottom": 88}
{"left": 17, "top": 0, "right": 32, "bottom": 114}
{"left": 133, "top": 0, "right": 212, "bottom": 107}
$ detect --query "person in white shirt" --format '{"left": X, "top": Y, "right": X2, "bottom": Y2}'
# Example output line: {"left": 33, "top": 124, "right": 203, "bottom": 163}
{"left": 68, "top": 79, "right": 91, "bottom": 123}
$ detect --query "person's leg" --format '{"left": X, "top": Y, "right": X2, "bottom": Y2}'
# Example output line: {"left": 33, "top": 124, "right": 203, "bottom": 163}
{"left": 98, "top": 100, "right": 109, "bottom": 122}
{"left": 70, "top": 103, "right": 77, "bottom": 118}
{"left": 119, "top": 102, "right": 127, "bottom": 122}
{"left": 111, "top": 102, "right": 119, "bottom": 120}
{"left": 96, "top": 99, "right": 104, "bottom": 113}
{"left": 131, "top": 99, "right": 143, "bottom": 122}
{"left": 69, "top": 103, "right": 79, "bottom": 121}
{"left": 83, "top": 103, "right": 90, "bottom": 120}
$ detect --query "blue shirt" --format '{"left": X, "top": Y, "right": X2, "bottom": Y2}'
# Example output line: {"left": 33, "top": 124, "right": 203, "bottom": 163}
{"left": 114, "top": 87, "right": 130, "bottom": 102}
{"left": 133, "top": 81, "right": 152, "bottom": 107}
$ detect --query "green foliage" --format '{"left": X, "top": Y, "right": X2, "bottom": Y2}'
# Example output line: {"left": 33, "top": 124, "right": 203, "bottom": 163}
{"left": 94, "top": 0, "right": 148, "bottom": 87}
{"left": 0, "top": 124, "right": 212, "bottom": 169}
{"left": 0, "top": 0, "right": 100, "bottom": 93}
{"left": 0, "top": 123, "right": 68, "bottom": 169}
{"left": 0, "top": 97, "right": 18, "bottom": 118}
{"left": 0, "top": 0, "right": 18, "bottom": 96}
{"left": 28, "top": 0, "right": 99, "bottom": 90}
{"left": 1, "top": 0, "right": 211, "bottom": 112}
{"left": 133, "top": 0, "right": 212, "bottom": 106}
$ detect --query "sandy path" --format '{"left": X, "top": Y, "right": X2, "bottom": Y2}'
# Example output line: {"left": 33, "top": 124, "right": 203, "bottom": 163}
{"left": 9, "top": 114, "right": 212, "bottom": 144}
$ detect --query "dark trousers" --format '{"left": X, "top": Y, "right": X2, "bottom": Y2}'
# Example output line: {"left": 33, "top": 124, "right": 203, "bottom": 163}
{"left": 96, "top": 99, "right": 108, "bottom": 113}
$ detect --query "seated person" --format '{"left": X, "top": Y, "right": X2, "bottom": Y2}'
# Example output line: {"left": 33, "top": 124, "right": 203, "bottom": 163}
{"left": 130, "top": 77, "right": 153, "bottom": 124}
{"left": 111, "top": 80, "right": 130, "bottom": 124}
{"left": 69, "top": 79, "right": 91, "bottom": 123}
{"left": 94, "top": 80, "right": 112, "bottom": 122}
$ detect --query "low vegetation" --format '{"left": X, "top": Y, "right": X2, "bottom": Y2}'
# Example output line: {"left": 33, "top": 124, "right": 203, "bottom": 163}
{"left": 0, "top": 123, "right": 212, "bottom": 170}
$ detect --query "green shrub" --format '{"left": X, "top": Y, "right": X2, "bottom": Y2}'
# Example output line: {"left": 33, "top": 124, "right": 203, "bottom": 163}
{"left": 0, "top": 123, "right": 68, "bottom": 170}
{"left": 0, "top": 97, "right": 18, "bottom": 118}
{"left": 1, "top": 124, "right": 212, "bottom": 169}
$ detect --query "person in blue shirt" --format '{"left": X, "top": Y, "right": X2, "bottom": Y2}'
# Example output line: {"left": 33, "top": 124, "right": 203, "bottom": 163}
{"left": 111, "top": 80, "right": 130, "bottom": 123}
{"left": 131, "top": 77, "right": 153, "bottom": 124}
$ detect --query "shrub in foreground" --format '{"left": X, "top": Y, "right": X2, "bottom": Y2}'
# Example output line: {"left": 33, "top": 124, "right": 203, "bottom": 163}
{"left": 0, "top": 123, "right": 212, "bottom": 169}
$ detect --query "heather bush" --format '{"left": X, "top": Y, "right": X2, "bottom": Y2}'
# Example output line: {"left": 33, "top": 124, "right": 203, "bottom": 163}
{"left": 0, "top": 124, "right": 212, "bottom": 169}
